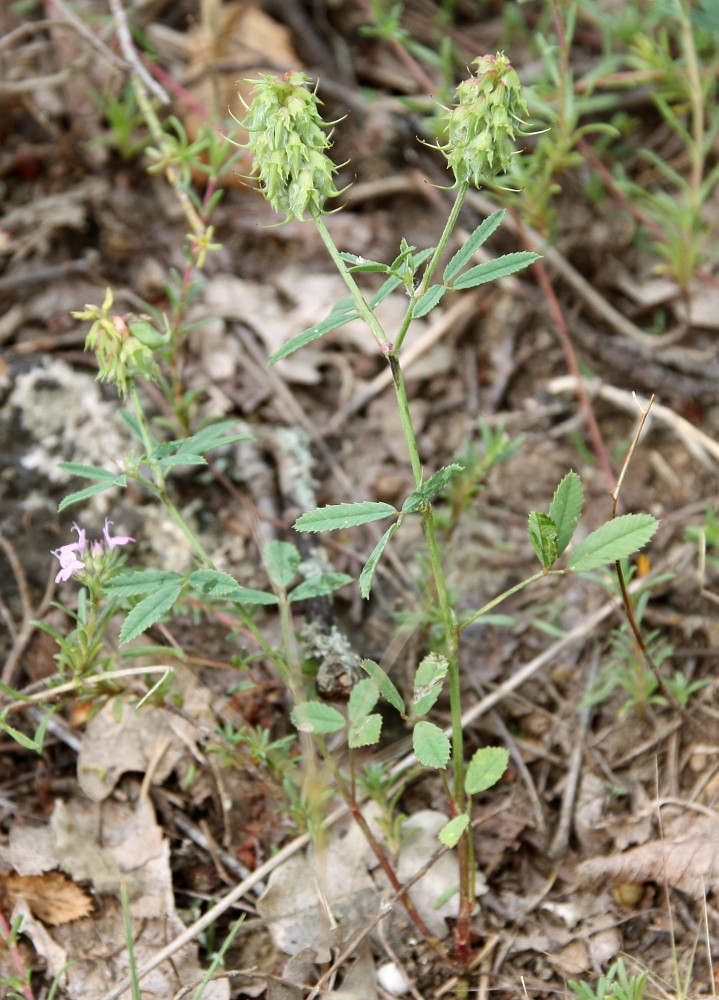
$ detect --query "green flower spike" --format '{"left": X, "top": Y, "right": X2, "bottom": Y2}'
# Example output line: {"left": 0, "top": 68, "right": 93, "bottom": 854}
{"left": 440, "top": 53, "right": 528, "bottom": 188}
{"left": 240, "top": 71, "right": 343, "bottom": 222}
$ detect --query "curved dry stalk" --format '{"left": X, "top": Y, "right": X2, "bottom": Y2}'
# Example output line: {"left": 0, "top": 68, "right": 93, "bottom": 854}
{"left": 1, "top": 664, "right": 175, "bottom": 710}
{"left": 548, "top": 375, "right": 719, "bottom": 467}
{"left": 0, "top": 539, "right": 55, "bottom": 687}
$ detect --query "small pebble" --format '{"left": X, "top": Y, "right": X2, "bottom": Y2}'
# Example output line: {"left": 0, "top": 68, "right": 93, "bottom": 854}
{"left": 377, "top": 961, "right": 410, "bottom": 996}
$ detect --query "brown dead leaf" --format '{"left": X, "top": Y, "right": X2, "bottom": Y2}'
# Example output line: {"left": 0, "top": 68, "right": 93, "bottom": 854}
{"left": 587, "top": 926, "right": 622, "bottom": 970}
{"left": 2, "top": 870, "right": 92, "bottom": 926}
{"left": 549, "top": 938, "right": 590, "bottom": 978}
{"left": 577, "top": 808, "right": 719, "bottom": 898}
{"left": 76, "top": 664, "right": 210, "bottom": 801}
{"left": 6, "top": 797, "right": 228, "bottom": 999}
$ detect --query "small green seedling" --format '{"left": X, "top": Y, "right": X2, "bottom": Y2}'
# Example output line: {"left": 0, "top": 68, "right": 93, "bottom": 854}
{"left": 569, "top": 957, "right": 649, "bottom": 1000}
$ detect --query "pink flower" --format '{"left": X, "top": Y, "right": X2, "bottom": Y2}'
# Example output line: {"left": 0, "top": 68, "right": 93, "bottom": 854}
{"left": 51, "top": 519, "right": 134, "bottom": 584}
{"left": 71, "top": 523, "right": 86, "bottom": 551}
{"left": 103, "top": 519, "right": 135, "bottom": 549}
{"left": 52, "top": 543, "right": 86, "bottom": 583}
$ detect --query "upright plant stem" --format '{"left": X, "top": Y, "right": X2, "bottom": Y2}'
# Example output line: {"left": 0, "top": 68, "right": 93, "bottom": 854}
{"left": 129, "top": 384, "right": 212, "bottom": 567}
{"left": 395, "top": 181, "right": 469, "bottom": 354}
{"left": 397, "top": 357, "right": 475, "bottom": 953}
{"left": 314, "top": 217, "right": 393, "bottom": 356}
{"left": 313, "top": 209, "right": 474, "bottom": 946}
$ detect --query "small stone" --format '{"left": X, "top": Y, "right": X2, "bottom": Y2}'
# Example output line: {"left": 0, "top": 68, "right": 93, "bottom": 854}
{"left": 377, "top": 961, "right": 409, "bottom": 996}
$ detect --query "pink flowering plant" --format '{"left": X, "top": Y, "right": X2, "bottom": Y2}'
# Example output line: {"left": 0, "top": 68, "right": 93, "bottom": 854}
{"left": 34, "top": 520, "right": 136, "bottom": 685}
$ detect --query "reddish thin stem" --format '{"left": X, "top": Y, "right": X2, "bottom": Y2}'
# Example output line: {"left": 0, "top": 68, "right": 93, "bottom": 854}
{"left": 0, "top": 911, "right": 34, "bottom": 1000}
{"left": 514, "top": 215, "right": 614, "bottom": 490}
{"left": 343, "top": 794, "right": 456, "bottom": 966}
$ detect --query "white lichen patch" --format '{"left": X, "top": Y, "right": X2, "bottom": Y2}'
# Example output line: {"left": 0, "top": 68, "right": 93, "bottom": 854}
{"left": 139, "top": 503, "right": 197, "bottom": 574}
{"left": 9, "top": 357, "right": 130, "bottom": 486}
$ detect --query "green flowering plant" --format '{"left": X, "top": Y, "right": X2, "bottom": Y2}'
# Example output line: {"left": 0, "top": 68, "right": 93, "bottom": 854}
{"left": 236, "top": 70, "right": 345, "bottom": 222}
{"left": 37, "top": 52, "right": 661, "bottom": 980}
{"left": 438, "top": 52, "right": 529, "bottom": 187}
{"left": 42, "top": 519, "right": 136, "bottom": 681}
{"left": 233, "top": 61, "right": 659, "bottom": 966}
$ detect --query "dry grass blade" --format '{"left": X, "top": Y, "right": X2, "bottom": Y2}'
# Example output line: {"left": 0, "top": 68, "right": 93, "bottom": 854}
{"left": 549, "top": 375, "right": 719, "bottom": 467}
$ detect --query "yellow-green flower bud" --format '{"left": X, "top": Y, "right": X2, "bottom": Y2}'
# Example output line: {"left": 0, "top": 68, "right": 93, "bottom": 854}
{"left": 440, "top": 53, "right": 528, "bottom": 188}
{"left": 241, "top": 71, "right": 342, "bottom": 222}
{"left": 72, "top": 290, "right": 159, "bottom": 396}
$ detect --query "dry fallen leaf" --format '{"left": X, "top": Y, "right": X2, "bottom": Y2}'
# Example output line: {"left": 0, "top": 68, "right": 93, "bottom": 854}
{"left": 577, "top": 808, "right": 719, "bottom": 898}
{"left": 2, "top": 870, "right": 92, "bottom": 926}
{"left": 6, "top": 795, "right": 229, "bottom": 1000}
{"left": 76, "top": 664, "right": 209, "bottom": 802}
{"left": 548, "top": 937, "right": 590, "bottom": 978}
{"left": 257, "top": 837, "right": 378, "bottom": 959}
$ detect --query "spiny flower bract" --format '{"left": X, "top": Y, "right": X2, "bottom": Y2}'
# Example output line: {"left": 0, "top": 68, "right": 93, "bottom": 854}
{"left": 440, "top": 53, "right": 528, "bottom": 188}
{"left": 240, "top": 71, "right": 343, "bottom": 222}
